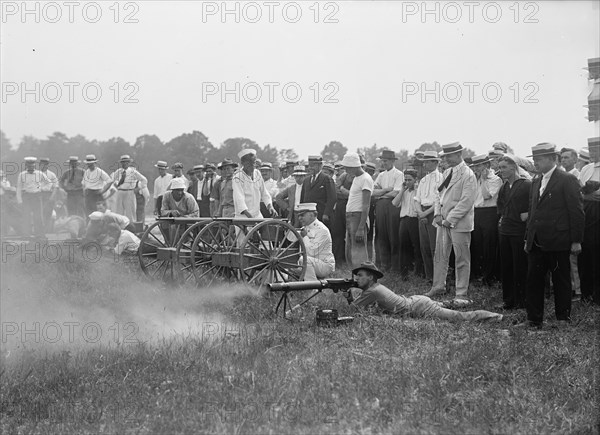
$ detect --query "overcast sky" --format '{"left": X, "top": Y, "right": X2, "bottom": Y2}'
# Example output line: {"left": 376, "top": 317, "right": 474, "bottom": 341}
{"left": 1, "top": 0, "right": 599, "bottom": 158}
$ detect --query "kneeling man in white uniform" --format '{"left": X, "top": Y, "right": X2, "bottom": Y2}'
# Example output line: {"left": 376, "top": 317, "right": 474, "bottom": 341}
{"left": 296, "top": 202, "right": 335, "bottom": 281}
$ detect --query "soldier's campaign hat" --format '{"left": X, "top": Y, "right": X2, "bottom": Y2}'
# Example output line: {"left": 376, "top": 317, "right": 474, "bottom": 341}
{"left": 155, "top": 161, "right": 168, "bottom": 169}
{"left": 40, "top": 157, "right": 50, "bottom": 163}
{"left": 308, "top": 155, "right": 323, "bottom": 163}
{"left": 238, "top": 149, "right": 257, "bottom": 159}
{"left": 588, "top": 137, "right": 600, "bottom": 149}
{"left": 469, "top": 154, "right": 492, "bottom": 166}
{"left": 193, "top": 164, "right": 205, "bottom": 172}
{"left": 379, "top": 150, "right": 397, "bottom": 160}
{"left": 171, "top": 162, "right": 184, "bottom": 169}
{"left": 119, "top": 155, "right": 132, "bottom": 162}
{"left": 439, "top": 142, "right": 464, "bottom": 156}
{"left": 218, "top": 159, "right": 238, "bottom": 169}
{"left": 24, "top": 156, "right": 38, "bottom": 163}
{"left": 322, "top": 162, "right": 335, "bottom": 172}
{"left": 340, "top": 152, "right": 362, "bottom": 168}
{"left": 579, "top": 148, "right": 590, "bottom": 162}
{"left": 492, "top": 142, "right": 509, "bottom": 153}
{"left": 84, "top": 154, "right": 98, "bottom": 164}
{"left": 260, "top": 162, "right": 273, "bottom": 170}
{"left": 365, "top": 162, "right": 377, "bottom": 172}
{"left": 352, "top": 261, "right": 384, "bottom": 279}
{"left": 421, "top": 150, "right": 441, "bottom": 161}
{"left": 527, "top": 143, "right": 559, "bottom": 157}
{"left": 169, "top": 178, "right": 187, "bottom": 190}
{"left": 89, "top": 211, "right": 104, "bottom": 220}
{"left": 293, "top": 165, "right": 308, "bottom": 176}
{"left": 65, "top": 156, "right": 80, "bottom": 163}
{"left": 295, "top": 202, "right": 317, "bottom": 214}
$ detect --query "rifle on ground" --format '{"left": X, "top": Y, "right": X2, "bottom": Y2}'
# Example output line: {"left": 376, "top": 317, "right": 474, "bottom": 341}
{"left": 268, "top": 278, "right": 357, "bottom": 317}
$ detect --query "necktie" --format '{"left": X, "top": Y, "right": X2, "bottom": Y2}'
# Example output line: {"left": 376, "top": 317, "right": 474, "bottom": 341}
{"left": 438, "top": 169, "right": 453, "bottom": 192}
{"left": 69, "top": 169, "right": 75, "bottom": 183}
{"left": 117, "top": 169, "right": 127, "bottom": 187}
{"left": 202, "top": 179, "right": 210, "bottom": 196}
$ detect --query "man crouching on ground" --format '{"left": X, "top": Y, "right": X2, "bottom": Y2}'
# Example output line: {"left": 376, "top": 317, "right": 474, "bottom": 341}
{"left": 343, "top": 262, "right": 503, "bottom": 322}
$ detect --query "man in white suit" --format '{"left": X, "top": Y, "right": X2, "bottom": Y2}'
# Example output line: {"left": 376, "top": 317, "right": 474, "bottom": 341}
{"left": 424, "top": 142, "right": 477, "bottom": 307}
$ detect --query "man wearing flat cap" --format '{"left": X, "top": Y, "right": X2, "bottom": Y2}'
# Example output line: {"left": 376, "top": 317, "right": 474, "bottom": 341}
{"left": 517, "top": 143, "right": 584, "bottom": 328}
{"left": 300, "top": 155, "right": 336, "bottom": 226}
{"left": 59, "top": 156, "right": 86, "bottom": 218}
{"left": 295, "top": 202, "right": 335, "bottom": 281}
{"left": 233, "top": 149, "right": 277, "bottom": 219}
{"left": 17, "top": 157, "right": 48, "bottom": 236}
{"left": 424, "top": 142, "right": 477, "bottom": 307}
{"left": 110, "top": 155, "right": 148, "bottom": 222}
{"left": 153, "top": 161, "right": 173, "bottom": 216}
{"left": 342, "top": 262, "right": 502, "bottom": 322}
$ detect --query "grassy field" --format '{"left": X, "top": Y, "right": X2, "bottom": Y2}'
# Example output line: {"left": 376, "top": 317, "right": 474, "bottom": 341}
{"left": 0, "top": 254, "right": 598, "bottom": 434}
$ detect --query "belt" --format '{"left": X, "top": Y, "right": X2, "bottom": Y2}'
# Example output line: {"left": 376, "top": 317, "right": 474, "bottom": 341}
{"left": 118, "top": 188, "right": 134, "bottom": 191}
{"left": 85, "top": 189, "right": 102, "bottom": 192}
{"left": 346, "top": 211, "right": 363, "bottom": 215}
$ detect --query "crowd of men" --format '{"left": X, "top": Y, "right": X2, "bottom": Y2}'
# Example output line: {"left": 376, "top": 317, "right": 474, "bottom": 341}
{"left": 2, "top": 138, "right": 599, "bottom": 326}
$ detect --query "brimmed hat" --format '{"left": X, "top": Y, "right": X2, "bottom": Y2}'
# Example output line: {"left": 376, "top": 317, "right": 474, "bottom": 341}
{"left": 322, "top": 162, "right": 335, "bottom": 172}
{"left": 238, "top": 149, "right": 257, "bottom": 159}
{"left": 89, "top": 211, "right": 104, "bottom": 221}
{"left": 39, "top": 157, "right": 50, "bottom": 163}
{"left": 65, "top": 156, "right": 80, "bottom": 163}
{"left": 414, "top": 150, "right": 425, "bottom": 157}
{"left": 527, "top": 143, "right": 559, "bottom": 158}
{"left": 24, "top": 156, "right": 38, "bottom": 163}
{"left": 488, "top": 150, "right": 505, "bottom": 158}
{"left": 439, "top": 142, "right": 463, "bottom": 156}
{"left": 295, "top": 202, "right": 317, "bottom": 214}
{"left": 334, "top": 162, "right": 342, "bottom": 168}
{"left": 492, "top": 142, "right": 509, "bottom": 153}
{"left": 365, "top": 162, "right": 377, "bottom": 171}
{"left": 169, "top": 178, "right": 187, "bottom": 190}
{"left": 204, "top": 163, "right": 216, "bottom": 170}
{"left": 84, "top": 154, "right": 98, "bottom": 164}
{"left": 171, "top": 162, "right": 184, "bottom": 169}
{"left": 260, "top": 162, "right": 273, "bottom": 170}
{"left": 404, "top": 168, "right": 418, "bottom": 178}
{"left": 588, "top": 137, "right": 600, "bottom": 149}
{"left": 193, "top": 164, "right": 205, "bottom": 172}
{"left": 340, "top": 152, "right": 362, "bottom": 168}
{"left": 579, "top": 148, "right": 590, "bottom": 162}
{"left": 218, "top": 158, "right": 238, "bottom": 169}
{"left": 155, "top": 161, "right": 168, "bottom": 169}
{"left": 421, "top": 150, "right": 440, "bottom": 161}
{"left": 119, "top": 155, "right": 132, "bottom": 162}
{"left": 469, "top": 154, "right": 492, "bottom": 166}
{"left": 293, "top": 165, "right": 308, "bottom": 176}
{"left": 286, "top": 160, "right": 298, "bottom": 167}
{"left": 308, "top": 155, "right": 323, "bottom": 163}
{"left": 379, "top": 150, "right": 397, "bottom": 160}
{"left": 352, "top": 261, "right": 384, "bottom": 279}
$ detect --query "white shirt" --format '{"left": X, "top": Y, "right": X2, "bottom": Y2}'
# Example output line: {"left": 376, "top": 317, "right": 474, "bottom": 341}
{"left": 294, "top": 183, "right": 303, "bottom": 208}
{"left": 346, "top": 172, "right": 374, "bottom": 213}
{"left": 414, "top": 169, "right": 443, "bottom": 207}
{"left": 0, "top": 177, "right": 12, "bottom": 195}
{"left": 264, "top": 178, "right": 279, "bottom": 199}
{"left": 16, "top": 170, "right": 48, "bottom": 202}
{"left": 397, "top": 188, "right": 417, "bottom": 218}
{"left": 539, "top": 165, "right": 557, "bottom": 196}
{"left": 114, "top": 230, "right": 140, "bottom": 255}
{"left": 579, "top": 162, "right": 599, "bottom": 184}
{"left": 374, "top": 167, "right": 404, "bottom": 190}
{"left": 153, "top": 173, "right": 173, "bottom": 199}
{"left": 111, "top": 167, "right": 147, "bottom": 190}
{"left": 303, "top": 219, "right": 335, "bottom": 267}
{"left": 474, "top": 172, "right": 502, "bottom": 208}
{"left": 232, "top": 168, "right": 272, "bottom": 218}
{"left": 40, "top": 170, "right": 58, "bottom": 192}
{"left": 567, "top": 167, "right": 580, "bottom": 178}
{"left": 83, "top": 167, "right": 111, "bottom": 190}
{"left": 104, "top": 210, "right": 130, "bottom": 230}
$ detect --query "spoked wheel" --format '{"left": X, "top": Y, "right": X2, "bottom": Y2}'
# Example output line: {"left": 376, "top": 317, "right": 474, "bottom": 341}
{"left": 138, "top": 220, "right": 189, "bottom": 282}
{"left": 175, "top": 221, "right": 209, "bottom": 286}
{"left": 239, "top": 220, "right": 306, "bottom": 294}
{"left": 191, "top": 221, "right": 238, "bottom": 287}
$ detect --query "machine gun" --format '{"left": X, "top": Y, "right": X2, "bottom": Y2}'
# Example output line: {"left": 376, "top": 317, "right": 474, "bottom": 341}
{"left": 268, "top": 278, "right": 357, "bottom": 317}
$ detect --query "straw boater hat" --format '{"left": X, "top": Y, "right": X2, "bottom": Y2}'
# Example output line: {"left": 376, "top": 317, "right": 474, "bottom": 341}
{"left": 527, "top": 143, "right": 560, "bottom": 158}
{"left": 40, "top": 157, "right": 50, "bottom": 163}
{"left": 218, "top": 158, "right": 238, "bottom": 169}
{"left": 238, "top": 149, "right": 257, "bottom": 159}
{"left": 488, "top": 149, "right": 505, "bottom": 159}
{"left": 579, "top": 148, "right": 590, "bottom": 163}
{"left": 439, "top": 142, "right": 463, "bottom": 156}
{"left": 492, "top": 142, "right": 509, "bottom": 153}
{"left": 379, "top": 150, "right": 397, "bottom": 160}
{"left": 365, "top": 162, "right": 377, "bottom": 172}
{"left": 352, "top": 261, "right": 384, "bottom": 279}
{"left": 340, "top": 152, "right": 362, "bottom": 168}
{"left": 295, "top": 202, "right": 317, "bottom": 215}
{"left": 193, "top": 164, "right": 205, "bottom": 173}
{"left": 24, "top": 156, "right": 37, "bottom": 164}
{"left": 589, "top": 137, "right": 600, "bottom": 149}
{"left": 169, "top": 178, "right": 187, "bottom": 190}
{"left": 469, "top": 154, "right": 492, "bottom": 166}
{"left": 286, "top": 160, "right": 298, "bottom": 167}
{"left": 84, "top": 154, "right": 98, "bottom": 164}
{"left": 260, "top": 162, "right": 273, "bottom": 171}
{"left": 155, "top": 161, "right": 168, "bottom": 169}
{"left": 421, "top": 150, "right": 440, "bottom": 161}
{"left": 293, "top": 165, "right": 308, "bottom": 176}
{"left": 204, "top": 162, "right": 216, "bottom": 170}
{"left": 119, "top": 155, "right": 132, "bottom": 162}
{"left": 65, "top": 156, "right": 80, "bottom": 163}
{"left": 322, "top": 162, "right": 335, "bottom": 172}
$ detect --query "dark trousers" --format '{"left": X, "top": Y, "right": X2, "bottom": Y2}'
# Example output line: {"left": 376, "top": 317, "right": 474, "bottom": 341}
{"left": 579, "top": 200, "right": 600, "bottom": 303}
{"left": 135, "top": 192, "right": 145, "bottom": 222}
{"left": 375, "top": 199, "right": 400, "bottom": 272}
{"left": 84, "top": 189, "right": 103, "bottom": 218}
{"left": 199, "top": 197, "right": 211, "bottom": 217}
{"left": 22, "top": 192, "right": 44, "bottom": 236}
{"left": 471, "top": 207, "right": 499, "bottom": 282}
{"left": 41, "top": 191, "right": 54, "bottom": 232}
{"left": 367, "top": 200, "right": 375, "bottom": 261}
{"left": 526, "top": 245, "right": 571, "bottom": 323}
{"left": 418, "top": 209, "right": 437, "bottom": 280}
{"left": 66, "top": 190, "right": 85, "bottom": 218}
{"left": 332, "top": 200, "right": 348, "bottom": 267}
{"left": 399, "top": 216, "right": 423, "bottom": 278}
{"left": 499, "top": 233, "right": 527, "bottom": 308}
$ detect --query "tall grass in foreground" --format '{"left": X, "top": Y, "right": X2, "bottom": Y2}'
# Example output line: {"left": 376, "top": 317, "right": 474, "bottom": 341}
{"left": 0, "top": 257, "right": 598, "bottom": 434}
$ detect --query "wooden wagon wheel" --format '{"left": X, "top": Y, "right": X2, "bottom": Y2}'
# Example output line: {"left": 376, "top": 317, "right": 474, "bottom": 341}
{"left": 138, "top": 220, "right": 188, "bottom": 282}
{"left": 175, "top": 221, "right": 209, "bottom": 286}
{"left": 239, "top": 220, "right": 306, "bottom": 294}
{"left": 190, "top": 220, "right": 238, "bottom": 286}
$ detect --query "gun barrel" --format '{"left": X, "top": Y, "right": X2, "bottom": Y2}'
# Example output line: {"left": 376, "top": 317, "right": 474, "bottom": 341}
{"left": 268, "top": 281, "right": 327, "bottom": 292}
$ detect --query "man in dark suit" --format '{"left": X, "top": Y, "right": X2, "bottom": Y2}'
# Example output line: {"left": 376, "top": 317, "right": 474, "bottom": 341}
{"left": 300, "top": 155, "right": 336, "bottom": 226}
{"left": 518, "top": 143, "right": 585, "bottom": 328}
